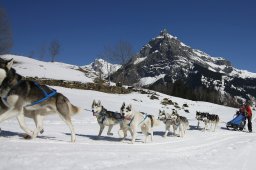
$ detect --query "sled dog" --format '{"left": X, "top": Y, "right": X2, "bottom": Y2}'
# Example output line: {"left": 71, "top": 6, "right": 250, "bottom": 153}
{"left": 0, "top": 58, "right": 80, "bottom": 142}
{"left": 196, "top": 111, "right": 219, "bottom": 131}
{"left": 91, "top": 100, "right": 123, "bottom": 137}
{"left": 158, "top": 109, "right": 178, "bottom": 137}
{"left": 120, "top": 102, "right": 159, "bottom": 143}
{"left": 168, "top": 110, "right": 189, "bottom": 137}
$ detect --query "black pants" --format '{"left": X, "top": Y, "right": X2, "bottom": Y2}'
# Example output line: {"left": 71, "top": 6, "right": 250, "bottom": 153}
{"left": 247, "top": 116, "right": 252, "bottom": 132}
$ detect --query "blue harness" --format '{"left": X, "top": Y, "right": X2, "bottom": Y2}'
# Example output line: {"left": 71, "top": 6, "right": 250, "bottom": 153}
{"left": 27, "top": 82, "right": 57, "bottom": 106}
{"left": 127, "top": 112, "right": 148, "bottom": 127}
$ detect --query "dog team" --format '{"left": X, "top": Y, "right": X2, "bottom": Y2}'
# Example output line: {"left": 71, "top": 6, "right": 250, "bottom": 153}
{"left": 0, "top": 58, "right": 220, "bottom": 143}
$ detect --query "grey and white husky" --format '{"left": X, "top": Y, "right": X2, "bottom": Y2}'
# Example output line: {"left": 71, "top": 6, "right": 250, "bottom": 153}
{"left": 0, "top": 58, "right": 80, "bottom": 142}
{"left": 158, "top": 109, "right": 178, "bottom": 137}
{"left": 168, "top": 110, "right": 189, "bottom": 137}
{"left": 91, "top": 100, "right": 123, "bottom": 137}
{"left": 120, "top": 102, "right": 159, "bottom": 143}
{"left": 158, "top": 110, "right": 189, "bottom": 137}
{"left": 196, "top": 111, "right": 219, "bottom": 131}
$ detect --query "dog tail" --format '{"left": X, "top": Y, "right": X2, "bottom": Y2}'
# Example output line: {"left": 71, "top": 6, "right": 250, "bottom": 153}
{"left": 152, "top": 116, "right": 160, "bottom": 127}
{"left": 71, "top": 103, "right": 81, "bottom": 116}
{"left": 56, "top": 93, "right": 81, "bottom": 116}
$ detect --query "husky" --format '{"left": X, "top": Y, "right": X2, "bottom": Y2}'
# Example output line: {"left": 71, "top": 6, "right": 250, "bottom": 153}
{"left": 0, "top": 58, "right": 80, "bottom": 142}
{"left": 196, "top": 111, "right": 219, "bottom": 131}
{"left": 91, "top": 100, "right": 123, "bottom": 137}
{"left": 120, "top": 102, "right": 159, "bottom": 143}
{"left": 196, "top": 111, "right": 209, "bottom": 129}
{"left": 168, "top": 110, "right": 189, "bottom": 137}
{"left": 158, "top": 109, "right": 178, "bottom": 137}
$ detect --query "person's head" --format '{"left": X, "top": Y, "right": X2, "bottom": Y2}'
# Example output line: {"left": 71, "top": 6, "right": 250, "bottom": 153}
{"left": 246, "top": 100, "right": 252, "bottom": 106}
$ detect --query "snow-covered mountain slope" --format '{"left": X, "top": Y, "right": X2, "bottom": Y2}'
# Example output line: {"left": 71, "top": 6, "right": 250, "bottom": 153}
{"left": 81, "top": 58, "right": 121, "bottom": 79}
{"left": 0, "top": 55, "right": 121, "bottom": 83}
{"left": 0, "top": 54, "right": 94, "bottom": 83}
{"left": 110, "top": 29, "right": 256, "bottom": 105}
{"left": 1, "top": 86, "right": 256, "bottom": 170}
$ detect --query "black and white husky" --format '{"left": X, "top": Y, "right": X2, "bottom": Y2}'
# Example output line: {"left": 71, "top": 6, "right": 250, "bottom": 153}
{"left": 0, "top": 58, "right": 80, "bottom": 142}
{"left": 91, "top": 100, "right": 123, "bottom": 137}
{"left": 159, "top": 109, "right": 189, "bottom": 137}
{"left": 196, "top": 111, "right": 219, "bottom": 131}
{"left": 120, "top": 102, "right": 159, "bottom": 143}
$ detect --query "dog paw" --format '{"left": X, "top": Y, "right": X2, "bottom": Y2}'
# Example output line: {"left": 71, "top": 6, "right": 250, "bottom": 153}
{"left": 40, "top": 129, "right": 44, "bottom": 134}
{"left": 23, "top": 134, "right": 32, "bottom": 139}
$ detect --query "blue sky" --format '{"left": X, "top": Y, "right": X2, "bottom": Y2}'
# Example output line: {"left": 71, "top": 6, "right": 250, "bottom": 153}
{"left": 1, "top": 0, "right": 256, "bottom": 72}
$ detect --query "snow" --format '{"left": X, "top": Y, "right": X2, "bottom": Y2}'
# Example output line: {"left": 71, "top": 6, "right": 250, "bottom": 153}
{"left": 81, "top": 59, "right": 121, "bottom": 77}
{"left": 138, "top": 74, "right": 165, "bottom": 86}
{"left": 1, "top": 86, "right": 256, "bottom": 170}
{"left": 133, "top": 57, "right": 147, "bottom": 65}
{"left": 1, "top": 54, "right": 93, "bottom": 83}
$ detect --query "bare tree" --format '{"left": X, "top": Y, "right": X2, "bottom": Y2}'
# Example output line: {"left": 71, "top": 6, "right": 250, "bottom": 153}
{"left": 49, "top": 40, "right": 60, "bottom": 62}
{"left": 0, "top": 7, "right": 12, "bottom": 55}
{"left": 100, "top": 41, "right": 134, "bottom": 84}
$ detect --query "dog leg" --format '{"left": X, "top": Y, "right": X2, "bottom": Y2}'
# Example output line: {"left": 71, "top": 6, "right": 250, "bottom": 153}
{"left": 32, "top": 114, "right": 44, "bottom": 139}
{"left": 163, "top": 126, "right": 169, "bottom": 138}
{"left": 131, "top": 127, "right": 137, "bottom": 144}
{"left": 0, "top": 108, "right": 18, "bottom": 122}
{"left": 107, "top": 125, "right": 114, "bottom": 136}
{"left": 59, "top": 115, "right": 76, "bottom": 142}
{"left": 16, "top": 113, "right": 34, "bottom": 138}
{"left": 197, "top": 121, "right": 200, "bottom": 129}
{"left": 98, "top": 124, "right": 105, "bottom": 137}
{"left": 213, "top": 122, "right": 217, "bottom": 132}
{"left": 120, "top": 129, "right": 127, "bottom": 142}
{"left": 150, "top": 129, "right": 153, "bottom": 142}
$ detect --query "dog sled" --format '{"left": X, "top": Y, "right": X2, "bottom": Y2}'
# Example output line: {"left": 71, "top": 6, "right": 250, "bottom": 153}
{"left": 226, "top": 112, "right": 246, "bottom": 131}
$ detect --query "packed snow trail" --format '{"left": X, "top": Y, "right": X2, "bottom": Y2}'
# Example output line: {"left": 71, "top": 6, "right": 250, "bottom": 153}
{"left": 1, "top": 87, "right": 256, "bottom": 170}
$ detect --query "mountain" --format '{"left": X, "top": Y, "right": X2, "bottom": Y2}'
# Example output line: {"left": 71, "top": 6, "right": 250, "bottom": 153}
{"left": 81, "top": 59, "right": 121, "bottom": 79}
{"left": 110, "top": 29, "right": 256, "bottom": 106}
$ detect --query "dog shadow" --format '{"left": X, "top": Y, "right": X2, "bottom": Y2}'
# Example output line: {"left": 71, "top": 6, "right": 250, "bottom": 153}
{"left": 0, "top": 130, "right": 62, "bottom": 142}
{"left": 0, "top": 130, "right": 24, "bottom": 138}
{"left": 65, "top": 133, "right": 123, "bottom": 142}
{"left": 153, "top": 131, "right": 178, "bottom": 137}
{"left": 189, "top": 125, "right": 203, "bottom": 131}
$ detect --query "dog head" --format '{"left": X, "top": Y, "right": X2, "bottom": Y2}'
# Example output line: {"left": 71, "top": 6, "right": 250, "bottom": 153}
{"left": 196, "top": 111, "right": 209, "bottom": 121}
{"left": 120, "top": 102, "right": 132, "bottom": 119}
{"left": 0, "top": 68, "right": 22, "bottom": 97}
{"left": 158, "top": 110, "right": 167, "bottom": 121}
{"left": 0, "top": 58, "right": 13, "bottom": 85}
{"left": 169, "top": 110, "right": 179, "bottom": 121}
{"left": 91, "top": 100, "right": 102, "bottom": 116}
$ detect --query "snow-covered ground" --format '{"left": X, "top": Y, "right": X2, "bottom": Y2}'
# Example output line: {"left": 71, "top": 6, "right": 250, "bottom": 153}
{"left": 1, "top": 54, "right": 94, "bottom": 83}
{"left": 1, "top": 87, "right": 256, "bottom": 170}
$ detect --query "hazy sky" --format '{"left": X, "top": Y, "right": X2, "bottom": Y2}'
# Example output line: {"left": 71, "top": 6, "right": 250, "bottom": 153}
{"left": 1, "top": 0, "right": 256, "bottom": 72}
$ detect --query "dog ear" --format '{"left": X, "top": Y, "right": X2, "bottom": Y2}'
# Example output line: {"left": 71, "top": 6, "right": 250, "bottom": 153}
{"left": 6, "top": 58, "right": 14, "bottom": 70}
{"left": 98, "top": 100, "right": 101, "bottom": 106}
{"left": 127, "top": 104, "right": 132, "bottom": 110}
{"left": 92, "top": 100, "right": 96, "bottom": 106}
{"left": 121, "top": 102, "right": 125, "bottom": 110}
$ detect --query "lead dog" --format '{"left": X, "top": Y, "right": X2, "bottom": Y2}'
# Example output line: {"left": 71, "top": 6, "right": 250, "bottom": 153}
{"left": 0, "top": 58, "right": 80, "bottom": 142}
{"left": 120, "top": 102, "right": 159, "bottom": 143}
{"left": 91, "top": 100, "right": 123, "bottom": 137}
